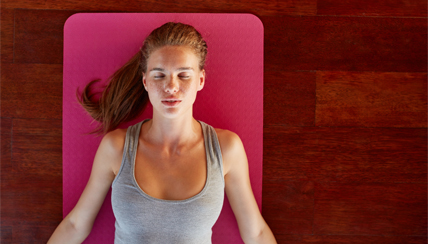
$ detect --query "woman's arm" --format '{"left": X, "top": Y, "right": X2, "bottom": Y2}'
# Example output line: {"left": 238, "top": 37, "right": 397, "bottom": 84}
{"left": 48, "top": 129, "right": 126, "bottom": 244}
{"left": 216, "top": 129, "right": 277, "bottom": 244}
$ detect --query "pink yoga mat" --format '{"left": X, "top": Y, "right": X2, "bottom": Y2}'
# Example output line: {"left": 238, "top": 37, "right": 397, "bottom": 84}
{"left": 63, "top": 13, "right": 263, "bottom": 243}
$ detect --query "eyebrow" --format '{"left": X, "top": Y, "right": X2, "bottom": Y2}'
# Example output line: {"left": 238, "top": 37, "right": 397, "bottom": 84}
{"left": 149, "top": 67, "right": 194, "bottom": 72}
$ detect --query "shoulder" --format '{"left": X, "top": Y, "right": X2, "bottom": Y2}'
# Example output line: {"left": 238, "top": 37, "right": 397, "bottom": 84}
{"left": 214, "top": 128, "right": 247, "bottom": 175}
{"left": 97, "top": 128, "right": 127, "bottom": 175}
{"left": 100, "top": 128, "right": 127, "bottom": 154}
{"left": 214, "top": 128, "right": 243, "bottom": 153}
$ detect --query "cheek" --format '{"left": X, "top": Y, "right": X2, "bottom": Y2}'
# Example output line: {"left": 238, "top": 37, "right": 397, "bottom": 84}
{"left": 185, "top": 82, "right": 200, "bottom": 99}
{"left": 145, "top": 83, "right": 161, "bottom": 104}
{"left": 180, "top": 83, "right": 191, "bottom": 93}
{"left": 146, "top": 82, "right": 163, "bottom": 94}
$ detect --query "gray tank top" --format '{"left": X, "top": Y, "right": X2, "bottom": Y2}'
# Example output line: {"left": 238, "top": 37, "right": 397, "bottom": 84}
{"left": 111, "top": 120, "right": 225, "bottom": 244}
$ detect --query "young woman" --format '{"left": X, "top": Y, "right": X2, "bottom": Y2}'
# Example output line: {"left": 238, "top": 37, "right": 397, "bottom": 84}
{"left": 48, "top": 22, "right": 276, "bottom": 244}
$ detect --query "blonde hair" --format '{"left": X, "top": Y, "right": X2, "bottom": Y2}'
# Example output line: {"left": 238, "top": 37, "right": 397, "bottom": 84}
{"left": 77, "top": 22, "right": 208, "bottom": 134}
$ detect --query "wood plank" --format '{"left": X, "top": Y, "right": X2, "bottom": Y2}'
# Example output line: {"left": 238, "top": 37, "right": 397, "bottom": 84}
{"left": 1, "top": 220, "right": 60, "bottom": 243}
{"left": 262, "top": 16, "right": 427, "bottom": 72}
{"left": 264, "top": 71, "right": 315, "bottom": 126}
{"left": 1, "top": 0, "right": 317, "bottom": 16}
{"left": 10, "top": 222, "right": 59, "bottom": 243}
{"left": 0, "top": 118, "right": 13, "bottom": 243}
{"left": 1, "top": 63, "right": 63, "bottom": 119}
{"left": 0, "top": 118, "right": 13, "bottom": 242}
{"left": 12, "top": 118, "right": 62, "bottom": 136}
{"left": 0, "top": 118, "right": 12, "bottom": 134}
{"left": 274, "top": 234, "right": 427, "bottom": 244}
{"left": 262, "top": 181, "right": 314, "bottom": 235}
{"left": 14, "top": 9, "right": 76, "bottom": 64}
{"left": 1, "top": 8, "right": 14, "bottom": 63}
{"left": 1, "top": 119, "right": 61, "bottom": 242}
{"left": 367, "top": 128, "right": 427, "bottom": 182}
{"left": 263, "top": 126, "right": 427, "bottom": 183}
{"left": 1, "top": 118, "right": 12, "bottom": 172}
{"left": 0, "top": 226, "right": 12, "bottom": 243}
{"left": 318, "top": 0, "right": 427, "bottom": 17}
{"left": 316, "top": 71, "right": 427, "bottom": 128}
{"left": 1, "top": 172, "right": 62, "bottom": 224}
{"left": 12, "top": 119, "right": 62, "bottom": 176}
{"left": 313, "top": 182, "right": 427, "bottom": 235}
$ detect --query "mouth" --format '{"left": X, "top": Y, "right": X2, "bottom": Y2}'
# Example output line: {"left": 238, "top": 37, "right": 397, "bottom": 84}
{"left": 161, "top": 99, "right": 182, "bottom": 107}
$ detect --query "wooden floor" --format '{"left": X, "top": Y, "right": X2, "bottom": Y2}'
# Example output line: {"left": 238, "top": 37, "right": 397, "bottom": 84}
{"left": 1, "top": 0, "right": 427, "bottom": 243}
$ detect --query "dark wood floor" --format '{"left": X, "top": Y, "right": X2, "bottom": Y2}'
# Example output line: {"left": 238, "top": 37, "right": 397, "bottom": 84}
{"left": 1, "top": 0, "right": 427, "bottom": 243}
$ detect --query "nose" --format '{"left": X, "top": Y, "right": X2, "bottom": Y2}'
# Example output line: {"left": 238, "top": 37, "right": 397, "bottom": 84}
{"left": 164, "top": 75, "right": 179, "bottom": 94}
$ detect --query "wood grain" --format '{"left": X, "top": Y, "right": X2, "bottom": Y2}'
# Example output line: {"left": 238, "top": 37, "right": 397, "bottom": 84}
{"left": 264, "top": 71, "right": 316, "bottom": 126}
{"left": 1, "top": 172, "right": 62, "bottom": 243}
{"left": 313, "top": 182, "right": 427, "bottom": 235}
{"left": 262, "top": 181, "right": 314, "bottom": 235}
{"left": 316, "top": 71, "right": 427, "bottom": 127}
{"left": 1, "top": 8, "right": 14, "bottom": 63}
{"left": 262, "top": 16, "right": 427, "bottom": 72}
{"left": 1, "top": 118, "right": 12, "bottom": 172}
{"left": 8, "top": 223, "right": 58, "bottom": 244}
{"left": 0, "top": 226, "right": 12, "bottom": 243}
{"left": 318, "top": 0, "right": 427, "bottom": 17}
{"left": 14, "top": 9, "right": 76, "bottom": 64}
{"left": 1, "top": 63, "right": 63, "bottom": 119}
{"left": 263, "top": 126, "right": 427, "bottom": 183}
{"left": 1, "top": 118, "right": 13, "bottom": 243}
{"left": 1, "top": 118, "right": 62, "bottom": 242}
{"left": 0, "top": 118, "right": 13, "bottom": 243}
{"left": 12, "top": 118, "right": 62, "bottom": 176}
{"left": 1, "top": 0, "right": 317, "bottom": 16}
{"left": 274, "top": 234, "right": 427, "bottom": 244}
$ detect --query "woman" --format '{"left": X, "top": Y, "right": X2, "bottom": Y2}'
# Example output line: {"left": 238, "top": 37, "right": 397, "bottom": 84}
{"left": 48, "top": 22, "right": 276, "bottom": 244}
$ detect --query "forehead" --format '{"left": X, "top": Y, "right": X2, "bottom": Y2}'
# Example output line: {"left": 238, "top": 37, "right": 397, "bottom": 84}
{"left": 147, "top": 45, "right": 199, "bottom": 70}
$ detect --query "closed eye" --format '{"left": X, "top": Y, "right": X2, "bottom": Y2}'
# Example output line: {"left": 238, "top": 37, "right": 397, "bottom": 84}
{"left": 178, "top": 72, "right": 191, "bottom": 79}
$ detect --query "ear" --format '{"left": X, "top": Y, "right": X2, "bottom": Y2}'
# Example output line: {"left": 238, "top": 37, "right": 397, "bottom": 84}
{"left": 142, "top": 72, "right": 148, "bottom": 91}
{"left": 197, "top": 69, "right": 206, "bottom": 91}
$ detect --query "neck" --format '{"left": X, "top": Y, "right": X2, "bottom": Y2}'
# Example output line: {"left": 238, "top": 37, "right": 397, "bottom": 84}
{"left": 144, "top": 113, "right": 201, "bottom": 150}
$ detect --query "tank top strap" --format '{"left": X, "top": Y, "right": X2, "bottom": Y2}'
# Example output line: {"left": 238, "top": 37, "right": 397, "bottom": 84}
{"left": 125, "top": 120, "right": 144, "bottom": 165}
{"left": 199, "top": 121, "right": 224, "bottom": 184}
{"left": 112, "top": 120, "right": 144, "bottom": 186}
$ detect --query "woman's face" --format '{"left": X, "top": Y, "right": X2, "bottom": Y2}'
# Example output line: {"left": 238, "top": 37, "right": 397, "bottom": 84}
{"left": 142, "top": 45, "right": 205, "bottom": 119}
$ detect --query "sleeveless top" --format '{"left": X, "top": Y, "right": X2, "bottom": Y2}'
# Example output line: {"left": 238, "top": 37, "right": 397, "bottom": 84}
{"left": 111, "top": 120, "right": 225, "bottom": 244}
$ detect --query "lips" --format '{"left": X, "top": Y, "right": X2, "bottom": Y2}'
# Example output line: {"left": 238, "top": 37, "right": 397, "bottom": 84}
{"left": 161, "top": 99, "right": 182, "bottom": 107}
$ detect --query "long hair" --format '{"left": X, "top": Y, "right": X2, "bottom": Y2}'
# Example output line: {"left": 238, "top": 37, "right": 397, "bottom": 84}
{"left": 77, "top": 22, "right": 208, "bottom": 134}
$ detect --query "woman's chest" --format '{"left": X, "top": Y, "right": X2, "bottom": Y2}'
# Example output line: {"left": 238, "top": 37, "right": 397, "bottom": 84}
{"left": 134, "top": 141, "right": 207, "bottom": 201}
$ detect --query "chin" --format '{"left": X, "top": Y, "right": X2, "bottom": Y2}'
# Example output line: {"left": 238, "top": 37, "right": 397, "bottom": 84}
{"left": 153, "top": 108, "right": 181, "bottom": 119}
{"left": 157, "top": 107, "right": 194, "bottom": 120}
